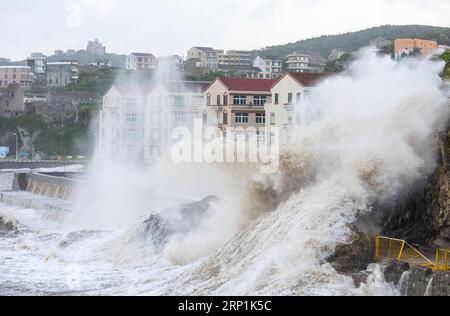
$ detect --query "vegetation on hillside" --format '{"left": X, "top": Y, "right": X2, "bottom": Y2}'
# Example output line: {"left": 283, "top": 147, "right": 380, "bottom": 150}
{"left": 256, "top": 25, "right": 450, "bottom": 59}
{"left": 0, "top": 111, "right": 97, "bottom": 159}
{"left": 441, "top": 50, "right": 450, "bottom": 79}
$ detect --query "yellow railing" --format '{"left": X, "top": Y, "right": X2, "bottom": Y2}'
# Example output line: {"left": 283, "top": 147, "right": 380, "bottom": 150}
{"left": 375, "top": 236, "right": 449, "bottom": 271}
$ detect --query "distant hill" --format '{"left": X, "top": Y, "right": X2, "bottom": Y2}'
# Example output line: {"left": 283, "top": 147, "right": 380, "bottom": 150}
{"left": 46, "top": 50, "right": 126, "bottom": 68}
{"left": 256, "top": 25, "right": 450, "bottom": 59}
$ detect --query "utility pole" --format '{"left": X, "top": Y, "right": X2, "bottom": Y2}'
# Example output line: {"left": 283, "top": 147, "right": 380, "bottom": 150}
{"left": 13, "top": 132, "right": 18, "bottom": 162}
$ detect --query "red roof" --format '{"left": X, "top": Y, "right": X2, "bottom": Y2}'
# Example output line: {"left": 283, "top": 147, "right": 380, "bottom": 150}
{"left": 218, "top": 77, "right": 277, "bottom": 92}
{"left": 284, "top": 72, "right": 333, "bottom": 87}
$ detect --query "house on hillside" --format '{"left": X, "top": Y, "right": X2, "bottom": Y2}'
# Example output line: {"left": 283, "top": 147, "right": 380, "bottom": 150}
{"left": 203, "top": 77, "right": 277, "bottom": 133}
{"left": 265, "top": 72, "right": 332, "bottom": 146}
{"left": 99, "top": 81, "right": 209, "bottom": 162}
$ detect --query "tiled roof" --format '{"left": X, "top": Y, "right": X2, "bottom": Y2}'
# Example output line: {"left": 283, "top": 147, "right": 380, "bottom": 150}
{"left": 218, "top": 77, "right": 277, "bottom": 92}
{"left": 193, "top": 47, "right": 216, "bottom": 52}
{"left": 130, "top": 52, "right": 156, "bottom": 58}
{"left": 285, "top": 72, "right": 333, "bottom": 87}
{"left": 162, "top": 81, "right": 211, "bottom": 93}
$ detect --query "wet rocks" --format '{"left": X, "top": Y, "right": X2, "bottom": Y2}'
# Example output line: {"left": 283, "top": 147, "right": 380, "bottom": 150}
{"left": 0, "top": 216, "right": 16, "bottom": 234}
{"left": 141, "top": 196, "right": 220, "bottom": 252}
{"left": 327, "top": 225, "right": 374, "bottom": 285}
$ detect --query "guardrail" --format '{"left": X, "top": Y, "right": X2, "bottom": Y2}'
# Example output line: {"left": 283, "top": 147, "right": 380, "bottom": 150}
{"left": 375, "top": 236, "right": 449, "bottom": 272}
{"left": 0, "top": 160, "right": 86, "bottom": 170}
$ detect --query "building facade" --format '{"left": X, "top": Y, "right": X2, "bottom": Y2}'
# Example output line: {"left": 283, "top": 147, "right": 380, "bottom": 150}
{"left": 46, "top": 61, "right": 79, "bottom": 87}
{"left": 87, "top": 39, "right": 106, "bottom": 55}
{"left": 203, "top": 77, "right": 276, "bottom": 133}
{"left": 219, "top": 50, "right": 251, "bottom": 66}
{"left": 126, "top": 53, "right": 157, "bottom": 71}
{"left": 265, "top": 72, "right": 331, "bottom": 146}
{"left": 144, "top": 81, "right": 209, "bottom": 161}
{"left": 0, "top": 66, "right": 33, "bottom": 89}
{"left": 253, "top": 56, "right": 283, "bottom": 79}
{"left": 45, "top": 90, "right": 100, "bottom": 114}
{"left": 187, "top": 47, "right": 220, "bottom": 70}
{"left": 394, "top": 38, "right": 439, "bottom": 59}
{"left": 99, "top": 81, "right": 209, "bottom": 162}
{"left": 286, "top": 52, "right": 325, "bottom": 73}
{"left": 0, "top": 84, "right": 25, "bottom": 117}
{"left": 27, "top": 53, "right": 47, "bottom": 86}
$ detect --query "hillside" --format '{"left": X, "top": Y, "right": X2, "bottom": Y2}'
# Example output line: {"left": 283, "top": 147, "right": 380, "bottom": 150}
{"left": 256, "top": 25, "right": 450, "bottom": 59}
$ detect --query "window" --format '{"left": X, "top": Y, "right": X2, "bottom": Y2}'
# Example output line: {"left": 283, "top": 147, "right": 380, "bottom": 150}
{"left": 254, "top": 96, "right": 267, "bottom": 106}
{"left": 174, "top": 96, "right": 184, "bottom": 107}
{"left": 203, "top": 112, "right": 207, "bottom": 125}
{"left": 270, "top": 112, "right": 276, "bottom": 125}
{"left": 223, "top": 94, "right": 228, "bottom": 106}
{"left": 235, "top": 113, "right": 249, "bottom": 124}
{"left": 233, "top": 95, "right": 246, "bottom": 105}
{"left": 223, "top": 112, "right": 228, "bottom": 125}
{"left": 125, "top": 113, "right": 137, "bottom": 123}
{"left": 274, "top": 93, "right": 279, "bottom": 104}
{"left": 256, "top": 113, "right": 266, "bottom": 124}
{"left": 125, "top": 97, "right": 137, "bottom": 108}
{"left": 206, "top": 93, "right": 211, "bottom": 106}
{"left": 175, "top": 112, "right": 186, "bottom": 125}
{"left": 217, "top": 95, "right": 221, "bottom": 106}
{"left": 288, "top": 93, "right": 293, "bottom": 104}
{"left": 296, "top": 92, "right": 302, "bottom": 103}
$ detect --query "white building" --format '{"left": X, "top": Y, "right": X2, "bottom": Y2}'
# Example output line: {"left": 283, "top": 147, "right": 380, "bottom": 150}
{"left": 219, "top": 50, "right": 251, "bottom": 66}
{"left": 99, "top": 81, "right": 209, "bottom": 162}
{"left": 100, "top": 84, "right": 150, "bottom": 161}
{"left": 126, "top": 53, "right": 157, "bottom": 71}
{"left": 265, "top": 72, "right": 331, "bottom": 146}
{"left": 87, "top": 39, "right": 106, "bottom": 55}
{"left": 144, "top": 81, "right": 209, "bottom": 161}
{"left": 253, "top": 55, "right": 283, "bottom": 79}
{"left": 187, "top": 47, "right": 221, "bottom": 70}
{"left": 286, "top": 52, "right": 325, "bottom": 73}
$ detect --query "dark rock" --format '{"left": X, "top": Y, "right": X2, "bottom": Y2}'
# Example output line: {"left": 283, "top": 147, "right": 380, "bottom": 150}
{"left": 384, "top": 261, "right": 410, "bottom": 285}
{"left": 404, "top": 267, "right": 434, "bottom": 296}
{"left": 327, "top": 225, "right": 374, "bottom": 284}
{"left": 141, "top": 196, "right": 220, "bottom": 252}
{"left": 0, "top": 216, "right": 16, "bottom": 234}
{"left": 428, "top": 272, "right": 450, "bottom": 296}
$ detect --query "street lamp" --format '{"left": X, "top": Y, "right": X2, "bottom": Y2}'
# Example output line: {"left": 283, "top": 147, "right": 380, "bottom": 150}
{"left": 13, "top": 132, "right": 18, "bottom": 162}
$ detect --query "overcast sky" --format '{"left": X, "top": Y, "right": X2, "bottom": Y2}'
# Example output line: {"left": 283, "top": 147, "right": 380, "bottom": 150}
{"left": 2, "top": 0, "right": 450, "bottom": 60}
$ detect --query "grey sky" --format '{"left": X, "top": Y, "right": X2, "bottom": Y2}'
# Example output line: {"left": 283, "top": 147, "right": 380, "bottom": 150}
{"left": 2, "top": 0, "right": 450, "bottom": 60}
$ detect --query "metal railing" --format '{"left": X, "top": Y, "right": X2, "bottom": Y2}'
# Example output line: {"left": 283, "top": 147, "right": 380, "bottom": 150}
{"left": 375, "top": 236, "right": 449, "bottom": 271}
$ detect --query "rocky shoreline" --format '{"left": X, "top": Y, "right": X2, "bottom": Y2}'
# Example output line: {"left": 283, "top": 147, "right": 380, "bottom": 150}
{"left": 328, "top": 127, "right": 450, "bottom": 295}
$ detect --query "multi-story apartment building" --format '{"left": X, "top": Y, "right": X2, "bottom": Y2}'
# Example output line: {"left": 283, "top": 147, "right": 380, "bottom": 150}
{"left": 126, "top": 53, "right": 157, "bottom": 71}
{"left": 0, "top": 66, "right": 33, "bottom": 89}
{"left": 27, "top": 53, "right": 47, "bottom": 86}
{"left": 203, "top": 77, "right": 276, "bottom": 132}
{"left": 286, "top": 52, "right": 325, "bottom": 73}
{"left": 394, "top": 38, "right": 439, "bottom": 59}
{"left": 87, "top": 38, "right": 106, "bottom": 55}
{"left": 219, "top": 50, "right": 251, "bottom": 66}
{"left": 187, "top": 47, "right": 220, "bottom": 70}
{"left": 99, "top": 84, "right": 150, "bottom": 161}
{"left": 253, "top": 55, "right": 283, "bottom": 79}
{"left": 265, "top": 72, "right": 331, "bottom": 146}
{"left": 46, "top": 61, "right": 79, "bottom": 87}
{"left": 99, "top": 81, "right": 209, "bottom": 162}
{"left": 144, "top": 81, "right": 209, "bottom": 161}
